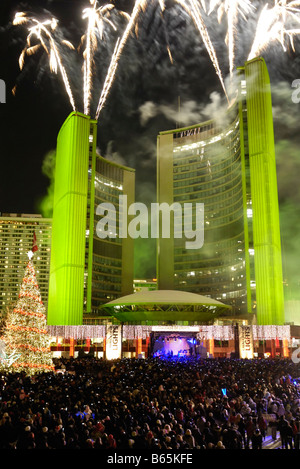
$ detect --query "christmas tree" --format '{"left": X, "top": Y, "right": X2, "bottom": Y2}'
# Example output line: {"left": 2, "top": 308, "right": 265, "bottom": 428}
{"left": 0, "top": 233, "right": 54, "bottom": 376}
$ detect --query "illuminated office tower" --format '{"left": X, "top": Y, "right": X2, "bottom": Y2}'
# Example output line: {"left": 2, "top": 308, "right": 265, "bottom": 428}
{"left": 84, "top": 154, "right": 135, "bottom": 316}
{"left": 0, "top": 213, "right": 51, "bottom": 318}
{"left": 157, "top": 57, "right": 284, "bottom": 325}
{"left": 47, "top": 112, "right": 135, "bottom": 326}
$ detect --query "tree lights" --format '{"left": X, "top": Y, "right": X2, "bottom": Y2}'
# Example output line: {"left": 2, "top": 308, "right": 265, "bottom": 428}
{"left": 0, "top": 249, "right": 54, "bottom": 375}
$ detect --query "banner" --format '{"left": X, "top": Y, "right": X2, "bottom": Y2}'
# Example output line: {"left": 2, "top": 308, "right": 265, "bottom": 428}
{"left": 106, "top": 325, "right": 122, "bottom": 360}
{"left": 238, "top": 325, "right": 254, "bottom": 359}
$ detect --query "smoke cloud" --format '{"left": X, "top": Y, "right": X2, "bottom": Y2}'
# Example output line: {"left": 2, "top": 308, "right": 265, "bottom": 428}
{"left": 35, "top": 150, "right": 56, "bottom": 218}
{"left": 139, "top": 92, "right": 230, "bottom": 128}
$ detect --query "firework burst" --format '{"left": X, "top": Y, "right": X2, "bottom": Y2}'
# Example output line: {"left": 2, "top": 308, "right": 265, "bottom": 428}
{"left": 248, "top": 0, "right": 300, "bottom": 59}
{"left": 95, "top": 0, "right": 147, "bottom": 119}
{"left": 208, "top": 0, "right": 255, "bottom": 76}
{"left": 12, "top": 1, "right": 300, "bottom": 119}
{"left": 13, "top": 12, "right": 76, "bottom": 111}
{"left": 176, "top": 0, "right": 229, "bottom": 102}
{"left": 82, "top": 0, "right": 117, "bottom": 115}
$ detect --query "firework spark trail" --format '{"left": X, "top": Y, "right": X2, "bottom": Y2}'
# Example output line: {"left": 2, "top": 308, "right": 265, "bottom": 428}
{"left": 248, "top": 3, "right": 282, "bottom": 59}
{"left": 285, "top": 27, "right": 300, "bottom": 50}
{"left": 95, "top": 0, "right": 147, "bottom": 120}
{"left": 157, "top": 0, "right": 174, "bottom": 64}
{"left": 94, "top": 37, "right": 121, "bottom": 117}
{"left": 82, "top": 1, "right": 116, "bottom": 115}
{"left": 13, "top": 12, "right": 76, "bottom": 111}
{"left": 273, "top": 0, "right": 300, "bottom": 51}
{"left": 208, "top": 1, "right": 255, "bottom": 76}
{"left": 175, "top": 0, "right": 229, "bottom": 103}
{"left": 248, "top": 0, "right": 300, "bottom": 59}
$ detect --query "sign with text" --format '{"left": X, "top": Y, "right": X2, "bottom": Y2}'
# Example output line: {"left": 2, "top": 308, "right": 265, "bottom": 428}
{"left": 238, "top": 325, "right": 254, "bottom": 359}
{"left": 106, "top": 325, "right": 122, "bottom": 360}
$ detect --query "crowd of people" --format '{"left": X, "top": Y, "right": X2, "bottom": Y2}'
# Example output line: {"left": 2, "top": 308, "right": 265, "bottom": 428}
{"left": 0, "top": 356, "right": 300, "bottom": 450}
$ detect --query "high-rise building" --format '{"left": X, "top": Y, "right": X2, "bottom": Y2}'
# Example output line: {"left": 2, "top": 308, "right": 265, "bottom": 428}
{"left": 0, "top": 213, "right": 51, "bottom": 318}
{"left": 47, "top": 112, "right": 135, "bottom": 326}
{"left": 84, "top": 154, "right": 135, "bottom": 316}
{"left": 157, "top": 57, "right": 284, "bottom": 325}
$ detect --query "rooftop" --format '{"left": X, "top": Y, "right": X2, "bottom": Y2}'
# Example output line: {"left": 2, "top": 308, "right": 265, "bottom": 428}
{"left": 103, "top": 290, "right": 230, "bottom": 324}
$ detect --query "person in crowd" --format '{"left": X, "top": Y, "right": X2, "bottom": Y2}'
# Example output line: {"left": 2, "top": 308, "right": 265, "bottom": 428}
{"left": 252, "top": 428, "right": 263, "bottom": 450}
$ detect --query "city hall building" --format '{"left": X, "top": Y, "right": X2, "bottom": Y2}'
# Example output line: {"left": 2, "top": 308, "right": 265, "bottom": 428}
{"left": 157, "top": 57, "right": 284, "bottom": 326}
{"left": 9, "top": 57, "right": 296, "bottom": 360}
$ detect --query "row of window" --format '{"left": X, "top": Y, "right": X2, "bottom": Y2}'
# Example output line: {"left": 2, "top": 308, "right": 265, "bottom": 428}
{"left": 95, "top": 158, "right": 124, "bottom": 184}
{"left": 175, "top": 283, "right": 248, "bottom": 299}
{"left": 174, "top": 160, "right": 242, "bottom": 193}
{"left": 173, "top": 132, "right": 241, "bottom": 170}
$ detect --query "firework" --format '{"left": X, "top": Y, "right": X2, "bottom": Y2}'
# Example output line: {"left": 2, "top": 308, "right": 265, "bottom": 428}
{"left": 95, "top": 0, "right": 147, "bottom": 119}
{"left": 176, "top": 0, "right": 229, "bottom": 102}
{"left": 12, "top": 1, "right": 300, "bottom": 119}
{"left": 208, "top": 1, "right": 255, "bottom": 76}
{"left": 13, "top": 12, "right": 76, "bottom": 111}
{"left": 248, "top": 0, "right": 300, "bottom": 59}
{"left": 93, "top": 0, "right": 300, "bottom": 115}
{"left": 82, "top": 0, "right": 117, "bottom": 115}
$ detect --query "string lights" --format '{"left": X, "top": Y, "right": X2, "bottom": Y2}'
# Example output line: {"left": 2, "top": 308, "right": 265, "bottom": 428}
{"left": 47, "top": 324, "right": 291, "bottom": 341}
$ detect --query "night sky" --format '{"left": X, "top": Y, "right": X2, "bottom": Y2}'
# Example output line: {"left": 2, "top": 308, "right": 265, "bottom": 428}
{"left": 1, "top": 0, "right": 300, "bottom": 288}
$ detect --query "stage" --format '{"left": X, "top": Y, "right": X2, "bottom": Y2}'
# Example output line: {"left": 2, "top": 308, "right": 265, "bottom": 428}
{"left": 152, "top": 332, "right": 207, "bottom": 358}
